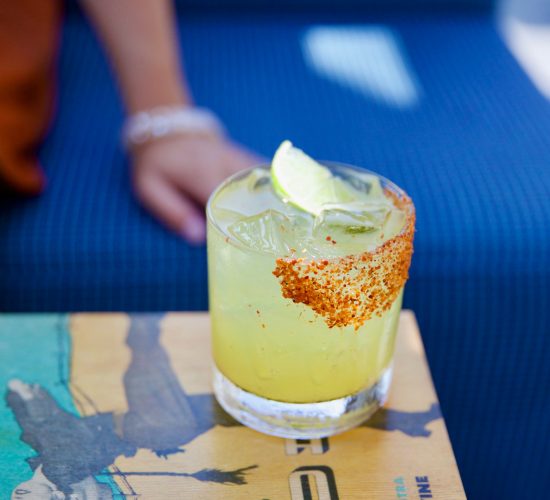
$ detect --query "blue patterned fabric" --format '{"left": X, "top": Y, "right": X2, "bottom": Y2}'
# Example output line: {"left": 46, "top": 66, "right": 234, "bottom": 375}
{"left": 177, "top": 1, "right": 494, "bottom": 8}
{"left": 1, "top": 6, "right": 549, "bottom": 498}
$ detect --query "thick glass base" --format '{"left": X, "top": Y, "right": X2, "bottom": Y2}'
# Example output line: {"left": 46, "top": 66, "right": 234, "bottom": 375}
{"left": 213, "top": 364, "right": 392, "bottom": 439}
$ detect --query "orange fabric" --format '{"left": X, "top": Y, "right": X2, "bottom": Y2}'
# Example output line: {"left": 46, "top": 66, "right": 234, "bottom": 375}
{"left": 0, "top": 0, "right": 61, "bottom": 195}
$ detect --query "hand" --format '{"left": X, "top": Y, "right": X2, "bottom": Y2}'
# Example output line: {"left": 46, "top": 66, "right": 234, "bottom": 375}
{"left": 132, "top": 134, "right": 262, "bottom": 243}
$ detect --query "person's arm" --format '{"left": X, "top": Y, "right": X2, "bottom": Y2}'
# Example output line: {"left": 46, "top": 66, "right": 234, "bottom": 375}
{"left": 81, "top": 0, "right": 190, "bottom": 113}
{"left": 81, "top": 0, "right": 259, "bottom": 242}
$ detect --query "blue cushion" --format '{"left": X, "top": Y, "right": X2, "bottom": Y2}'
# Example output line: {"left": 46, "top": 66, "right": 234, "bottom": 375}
{"left": 1, "top": 6, "right": 550, "bottom": 498}
{"left": 176, "top": 1, "right": 494, "bottom": 9}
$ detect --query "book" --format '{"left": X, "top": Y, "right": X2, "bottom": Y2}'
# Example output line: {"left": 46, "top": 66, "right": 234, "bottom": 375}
{"left": 0, "top": 311, "right": 465, "bottom": 499}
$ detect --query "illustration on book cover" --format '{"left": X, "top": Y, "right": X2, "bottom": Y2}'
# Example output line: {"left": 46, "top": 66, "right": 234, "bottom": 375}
{"left": 1, "top": 314, "right": 441, "bottom": 499}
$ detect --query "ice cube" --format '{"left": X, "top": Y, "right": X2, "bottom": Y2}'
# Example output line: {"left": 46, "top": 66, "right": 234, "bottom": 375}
{"left": 228, "top": 209, "right": 310, "bottom": 254}
{"left": 246, "top": 168, "right": 271, "bottom": 191}
{"left": 314, "top": 202, "right": 391, "bottom": 234}
{"left": 213, "top": 169, "right": 278, "bottom": 218}
{"left": 210, "top": 207, "right": 246, "bottom": 228}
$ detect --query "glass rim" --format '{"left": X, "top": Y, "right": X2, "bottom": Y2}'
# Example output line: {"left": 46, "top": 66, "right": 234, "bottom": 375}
{"left": 206, "top": 161, "right": 414, "bottom": 256}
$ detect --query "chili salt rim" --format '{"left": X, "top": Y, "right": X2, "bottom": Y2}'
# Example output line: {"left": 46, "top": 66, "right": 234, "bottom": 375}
{"left": 272, "top": 185, "right": 415, "bottom": 331}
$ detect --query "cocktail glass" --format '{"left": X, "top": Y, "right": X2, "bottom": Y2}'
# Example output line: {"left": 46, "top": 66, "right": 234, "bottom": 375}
{"left": 207, "top": 163, "right": 414, "bottom": 438}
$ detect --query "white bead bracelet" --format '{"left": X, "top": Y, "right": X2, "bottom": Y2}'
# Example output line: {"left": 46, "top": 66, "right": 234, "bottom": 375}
{"left": 122, "top": 106, "right": 224, "bottom": 148}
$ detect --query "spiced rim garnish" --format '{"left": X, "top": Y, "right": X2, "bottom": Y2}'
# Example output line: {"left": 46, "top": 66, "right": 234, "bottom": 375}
{"left": 273, "top": 189, "right": 415, "bottom": 330}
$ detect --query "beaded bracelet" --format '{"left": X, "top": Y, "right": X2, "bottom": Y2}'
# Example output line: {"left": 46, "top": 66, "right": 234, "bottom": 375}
{"left": 122, "top": 106, "right": 224, "bottom": 148}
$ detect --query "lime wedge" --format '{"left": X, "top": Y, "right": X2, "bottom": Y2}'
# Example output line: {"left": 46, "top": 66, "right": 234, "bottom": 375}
{"left": 271, "top": 140, "right": 363, "bottom": 215}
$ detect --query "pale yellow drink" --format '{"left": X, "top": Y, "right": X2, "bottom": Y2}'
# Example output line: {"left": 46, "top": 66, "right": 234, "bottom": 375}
{"left": 207, "top": 165, "right": 412, "bottom": 404}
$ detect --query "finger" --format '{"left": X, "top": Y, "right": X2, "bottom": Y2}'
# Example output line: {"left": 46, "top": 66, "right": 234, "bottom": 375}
{"left": 134, "top": 172, "right": 206, "bottom": 243}
{"left": 225, "top": 143, "right": 265, "bottom": 173}
{"left": 169, "top": 163, "right": 221, "bottom": 206}
{"left": 173, "top": 146, "right": 264, "bottom": 206}
{"left": 230, "top": 144, "right": 266, "bottom": 170}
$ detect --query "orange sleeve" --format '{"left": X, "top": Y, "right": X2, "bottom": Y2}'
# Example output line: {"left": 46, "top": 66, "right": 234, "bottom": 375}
{"left": 0, "top": 0, "right": 62, "bottom": 195}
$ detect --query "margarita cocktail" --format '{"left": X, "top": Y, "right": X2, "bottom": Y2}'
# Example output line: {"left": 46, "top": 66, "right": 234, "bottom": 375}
{"left": 207, "top": 141, "right": 414, "bottom": 438}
